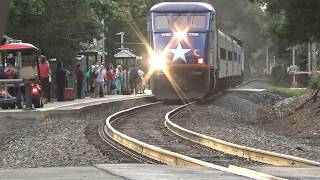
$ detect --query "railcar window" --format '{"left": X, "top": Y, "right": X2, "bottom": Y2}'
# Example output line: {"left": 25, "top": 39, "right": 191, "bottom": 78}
{"left": 172, "top": 15, "right": 188, "bottom": 29}
{"left": 234, "top": 52, "right": 237, "bottom": 61}
{"left": 154, "top": 14, "right": 207, "bottom": 30}
{"left": 220, "top": 48, "right": 226, "bottom": 60}
{"left": 190, "top": 16, "right": 206, "bottom": 29}
{"left": 228, "top": 51, "right": 233, "bottom": 61}
{"left": 155, "top": 16, "right": 171, "bottom": 30}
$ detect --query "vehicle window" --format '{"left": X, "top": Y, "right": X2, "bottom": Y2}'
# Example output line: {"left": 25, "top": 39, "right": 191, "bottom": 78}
{"left": 220, "top": 48, "right": 226, "bottom": 60}
{"left": 228, "top": 51, "right": 233, "bottom": 61}
{"left": 234, "top": 52, "right": 237, "bottom": 61}
{"left": 21, "top": 55, "right": 34, "bottom": 66}
{"left": 172, "top": 15, "right": 188, "bottom": 29}
{"left": 155, "top": 16, "right": 171, "bottom": 30}
{"left": 190, "top": 15, "right": 206, "bottom": 29}
{"left": 154, "top": 14, "right": 207, "bottom": 30}
{"left": 20, "top": 51, "right": 36, "bottom": 66}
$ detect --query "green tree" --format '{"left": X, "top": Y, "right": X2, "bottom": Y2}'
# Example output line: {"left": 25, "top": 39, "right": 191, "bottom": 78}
{"left": 251, "top": 0, "right": 320, "bottom": 45}
{"left": 91, "top": 0, "right": 161, "bottom": 65}
{"left": 6, "top": 0, "right": 101, "bottom": 69}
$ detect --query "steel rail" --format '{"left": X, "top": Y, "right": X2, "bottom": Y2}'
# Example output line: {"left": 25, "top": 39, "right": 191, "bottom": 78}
{"left": 165, "top": 101, "right": 320, "bottom": 167}
{"left": 104, "top": 102, "right": 285, "bottom": 180}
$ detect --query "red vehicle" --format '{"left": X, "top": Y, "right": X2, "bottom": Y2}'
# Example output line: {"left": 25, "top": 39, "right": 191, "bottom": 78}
{"left": 0, "top": 42, "right": 43, "bottom": 109}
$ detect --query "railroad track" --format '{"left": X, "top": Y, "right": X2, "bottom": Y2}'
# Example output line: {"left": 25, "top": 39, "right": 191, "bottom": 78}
{"left": 166, "top": 102, "right": 320, "bottom": 167}
{"left": 100, "top": 102, "right": 288, "bottom": 180}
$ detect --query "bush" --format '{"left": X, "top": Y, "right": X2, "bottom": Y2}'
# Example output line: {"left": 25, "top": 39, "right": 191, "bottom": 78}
{"left": 308, "top": 73, "right": 320, "bottom": 90}
{"left": 268, "top": 87, "right": 306, "bottom": 97}
{"left": 296, "top": 73, "right": 310, "bottom": 87}
{"left": 271, "top": 65, "right": 290, "bottom": 86}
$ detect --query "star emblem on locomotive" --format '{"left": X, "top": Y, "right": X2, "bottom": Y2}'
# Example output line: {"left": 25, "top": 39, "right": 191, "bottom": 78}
{"left": 169, "top": 43, "right": 191, "bottom": 63}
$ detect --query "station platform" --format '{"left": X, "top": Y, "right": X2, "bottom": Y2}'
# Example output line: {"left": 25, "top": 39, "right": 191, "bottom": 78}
{"left": 0, "top": 90, "right": 153, "bottom": 120}
{"left": 1, "top": 164, "right": 319, "bottom": 180}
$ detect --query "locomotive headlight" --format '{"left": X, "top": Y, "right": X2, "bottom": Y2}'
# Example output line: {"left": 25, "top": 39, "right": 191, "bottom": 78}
{"left": 151, "top": 52, "right": 167, "bottom": 70}
{"left": 174, "top": 31, "right": 187, "bottom": 41}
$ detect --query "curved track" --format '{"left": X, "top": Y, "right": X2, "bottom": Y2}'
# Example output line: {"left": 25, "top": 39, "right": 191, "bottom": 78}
{"left": 101, "top": 102, "right": 284, "bottom": 180}
{"left": 165, "top": 102, "right": 320, "bottom": 167}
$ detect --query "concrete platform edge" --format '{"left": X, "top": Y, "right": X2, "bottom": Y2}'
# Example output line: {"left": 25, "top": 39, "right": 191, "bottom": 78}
{"left": 0, "top": 95, "right": 153, "bottom": 120}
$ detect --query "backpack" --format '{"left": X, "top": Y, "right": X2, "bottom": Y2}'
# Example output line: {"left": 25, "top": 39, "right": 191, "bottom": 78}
{"left": 129, "top": 68, "right": 138, "bottom": 79}
{"left": 85, "top": 69, "right": 91, "bottom": 79}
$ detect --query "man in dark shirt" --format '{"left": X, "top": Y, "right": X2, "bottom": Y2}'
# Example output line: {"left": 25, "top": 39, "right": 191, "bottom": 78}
{"left": 129, "top": 65, "right": 139, "bottom": 95}
{"left": 55, "top": 61, "right": 66, "bottom": 101}
{"left": 74, "top": 64, "right": 84, "bottom": 98}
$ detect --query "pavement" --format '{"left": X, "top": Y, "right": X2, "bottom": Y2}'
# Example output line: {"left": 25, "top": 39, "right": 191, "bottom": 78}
{"left": 0, "top": 164, "right": 247, "bottom": 180}
{"left": 0, "top": 90, "right": 153, "bottom": 120}
{"left": 1, "top": 164, "right": 320, "bottom": 180}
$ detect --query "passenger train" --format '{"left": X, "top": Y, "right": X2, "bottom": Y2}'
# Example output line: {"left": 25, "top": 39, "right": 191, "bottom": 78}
{"left": 148, "top": 2, "right": 244, "bottom": 100}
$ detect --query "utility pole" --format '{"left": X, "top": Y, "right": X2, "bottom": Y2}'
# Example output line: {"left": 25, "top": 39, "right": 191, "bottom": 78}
{"left": 266, "top": 46, "right": 269, "bottom": 74}
{"left": 101, "top": 19, "right": 105, "bottom": 64}
{"left": 292, "top": 47, "right": 297, "bottom": 87}
{"left": 308, "top": 42, "right": 312, "bottom": 73}
{"left": 312, "top": 42, "right": 317, "bottom": 72}
{"left": 273, "top": 55, "right": 276, "bottom": 64}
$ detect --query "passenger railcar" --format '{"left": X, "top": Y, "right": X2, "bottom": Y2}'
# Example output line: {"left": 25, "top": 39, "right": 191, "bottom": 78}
{"left": 148, "top": 2, "right": 244, "bottom": 100}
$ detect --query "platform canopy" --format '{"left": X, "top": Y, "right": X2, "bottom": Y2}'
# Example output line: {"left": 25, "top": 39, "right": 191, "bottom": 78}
{"left": 114, "top": 49, "right": 139, "bottom": 73}
{"left": 114, "top": 49, "right": 137, "bottom": 59}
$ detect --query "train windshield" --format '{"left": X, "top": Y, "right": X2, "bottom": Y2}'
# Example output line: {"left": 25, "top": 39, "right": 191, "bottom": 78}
{"left": 154, "top": 14, "right": 208, "bottom": 31}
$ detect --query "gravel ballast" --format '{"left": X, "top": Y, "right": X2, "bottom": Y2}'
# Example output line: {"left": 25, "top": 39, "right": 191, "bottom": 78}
{"left": 173, "top": 91, "right": 320, "bottom": 162}
{"left": 0, "top": 98, "right": 148, "bottom": 168}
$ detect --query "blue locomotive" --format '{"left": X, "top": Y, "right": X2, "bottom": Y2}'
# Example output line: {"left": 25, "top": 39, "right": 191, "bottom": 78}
{"left": 148, "top": 2, "right": 244, "bottom": 100}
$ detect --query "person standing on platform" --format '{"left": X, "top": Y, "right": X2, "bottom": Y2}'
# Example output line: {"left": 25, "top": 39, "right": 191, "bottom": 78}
{"left": 55, "top": 61, "right": 66, "bottom": 101}
{"left": 74, "top": 64, "right": 84, "bottom": 99}
{"left": 95, "top": 65, "right": 106, "bottom": 97}
{"left": 115, "top": 65, "right": 123, "bottom": 95}
{"left": 137, "top": 68, "right": 145, "bottom": 94}
{"left": 109, "top": 64, "right": 116, "bottom": 94}
{"left": 38, "top": 55, "right": 51, "bottom": 104}
{"left": 105, "top": 66, "right": 114, "bottom": 95}
{"left": 129, "top": 65, "right": 139, "bottom": 95}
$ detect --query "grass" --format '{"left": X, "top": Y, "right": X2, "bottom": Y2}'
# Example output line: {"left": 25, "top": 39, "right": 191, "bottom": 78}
{"left": 267, "top": 87, "right": 306, "bottom": 97}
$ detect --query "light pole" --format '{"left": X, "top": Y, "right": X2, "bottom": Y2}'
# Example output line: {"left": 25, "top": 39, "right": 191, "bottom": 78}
{"left": 101, "top": 19, "right": 105, "bottom": 64}
{"left": 116, "top": 32, "right": 125, "bottom": 51}
{"left": 266, "top": 46, "right": 269, "bottom": 74}
{"left": 292, "top": 47, "right": 297, "bottom": 87}
{"left": 312, "top": 42, "right": 317, "bottom": 72}
{"left": 308, "top": 42, "right": 312, "bottom": 73}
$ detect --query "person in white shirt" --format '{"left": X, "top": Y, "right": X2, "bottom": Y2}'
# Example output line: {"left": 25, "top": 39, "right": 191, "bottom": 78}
{"left": 115, "top": 65, "right": 123, "bottom": 95}
{"left": 137, "top": 68, "right": 145, "bottom": 94}
{"left": 95, "top": 65, "right": 106, "bottom": 97}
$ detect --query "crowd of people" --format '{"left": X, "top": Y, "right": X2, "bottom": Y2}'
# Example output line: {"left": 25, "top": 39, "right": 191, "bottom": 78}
{"left": 39, "top": 59, "right": 146, "bottom": 102}
{"left": 0, "top": 53, "right": 146, "bottom": 103}
{"left": 84, "top": 63, "right": 145, "bottom": 98}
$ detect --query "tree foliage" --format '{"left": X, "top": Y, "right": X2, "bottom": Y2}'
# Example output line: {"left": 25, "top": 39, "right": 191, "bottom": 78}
{"left": 251, "top": 0, "right": 320, "bottom": 45}
{"left": 6, "top": 0, "right": 264, "bottom": 72}
{"left": 209, "top": 0, "right": 264, "bottom": 74}
{"left": 6, "top": 0, "right": 101, "bottom": 68}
